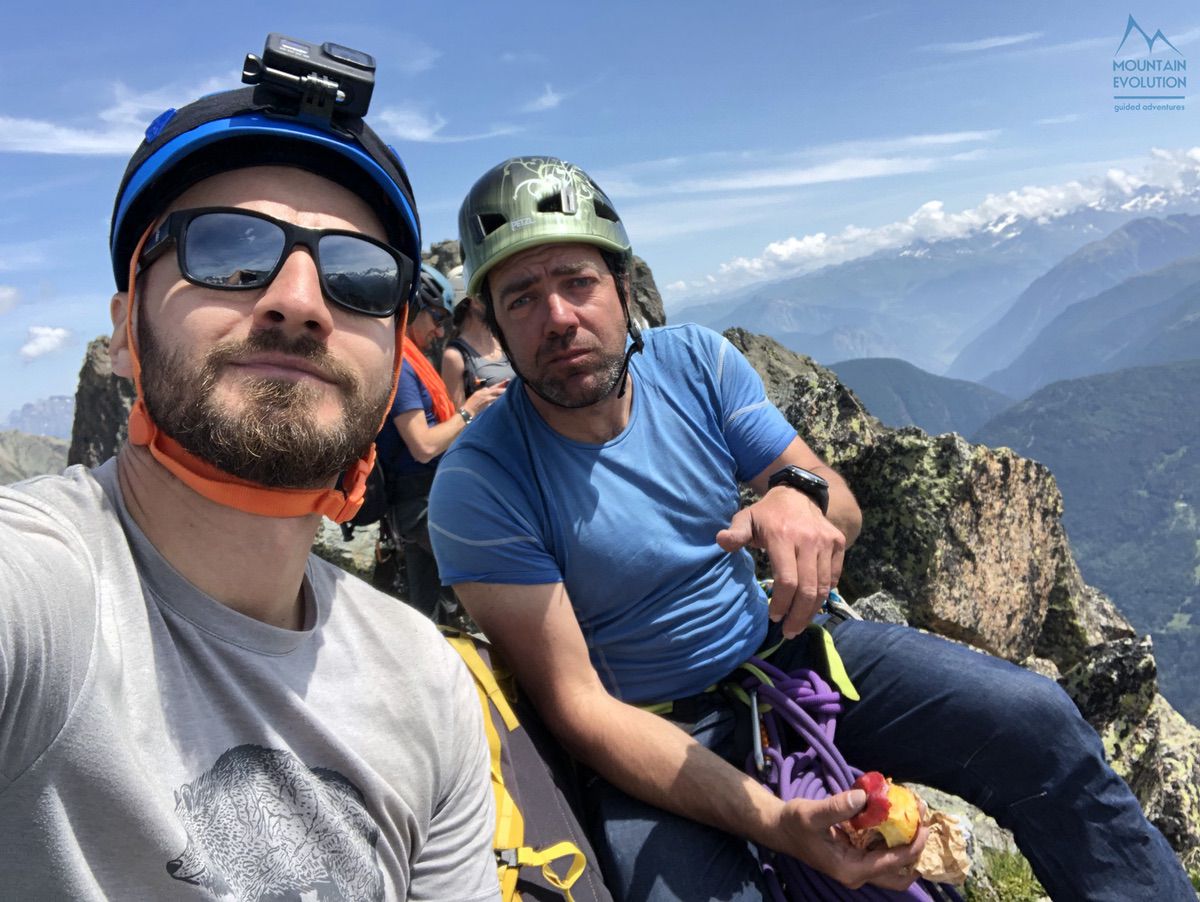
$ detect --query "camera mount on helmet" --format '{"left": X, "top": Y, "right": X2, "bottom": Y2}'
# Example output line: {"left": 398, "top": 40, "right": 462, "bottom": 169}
{"left": 242, "top": 34, "right": 376, "bottom": 127}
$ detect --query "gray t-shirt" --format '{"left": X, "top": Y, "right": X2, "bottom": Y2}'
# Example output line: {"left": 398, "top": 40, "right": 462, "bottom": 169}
{"left": 0, "top": 462, "right": 499, "bottom": 901}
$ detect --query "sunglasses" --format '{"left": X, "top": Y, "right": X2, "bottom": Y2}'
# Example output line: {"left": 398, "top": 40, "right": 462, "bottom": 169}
{"left": 139, "top": 207, "right": 414, "bottom": 318}
{"left": 422, "top": 304, "right": 449, "bottom": 325}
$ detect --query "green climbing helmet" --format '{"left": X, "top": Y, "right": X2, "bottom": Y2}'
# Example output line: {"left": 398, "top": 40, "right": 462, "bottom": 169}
{"left": 458, "top": 156, "right": 631, "bottom": 298}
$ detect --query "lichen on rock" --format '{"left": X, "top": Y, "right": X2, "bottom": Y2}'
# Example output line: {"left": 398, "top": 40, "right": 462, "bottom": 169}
{"left": 728, "top": 326, "right": 1200, "bottom": 861}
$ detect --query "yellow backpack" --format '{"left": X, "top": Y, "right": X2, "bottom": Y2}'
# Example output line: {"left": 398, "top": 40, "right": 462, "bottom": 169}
{"left": 445, "top": 633, "right": 614, "bottom": 902}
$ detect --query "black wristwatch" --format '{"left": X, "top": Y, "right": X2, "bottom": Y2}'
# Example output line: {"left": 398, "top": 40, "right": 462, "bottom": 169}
{"left": 458, "top": 407, "right": 473, "bottom": 424}
{"left": 767, "top": 465, "right": 829, "bottom": 515}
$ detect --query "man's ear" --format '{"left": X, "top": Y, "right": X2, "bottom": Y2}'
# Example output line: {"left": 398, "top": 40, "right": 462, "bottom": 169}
{"left": 109, "top": 291, "right": 133, "bottom": 379}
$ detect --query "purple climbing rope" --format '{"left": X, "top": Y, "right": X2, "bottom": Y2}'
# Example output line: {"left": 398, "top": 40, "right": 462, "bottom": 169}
{"left": 739, "top": 656, "right": 964, "bottom": 902}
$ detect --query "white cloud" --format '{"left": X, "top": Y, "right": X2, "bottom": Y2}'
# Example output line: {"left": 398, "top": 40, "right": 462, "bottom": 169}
{"left": 670, "top": 147, "right": 1200, "bottom": 299}
{"left": 0, "top": 115, "right": 144, "bottom": 155}
{"left": 1007, "top": 35, "right": 1110, "bottom": 57}
{"left": 1172, "top": 26, "right": 1200, "bottom": 46}
{"left": 623, "top": 192, "right": 793, "bottom": 243}
{"left": 1037, "top": 114, "right": 1083, "bottom": 126}
{"left": 521, "top": 84, "right": 564, "bottom": 113}
{"left": 19, "top": 326, "right": 71, "bottom": 361}
{"left": 500, "top": 51, "right": 544, "bottom": 64}
{"left": 0, "top": 286, "right": 17, "bottom": 314}
{"left": 599, "top": 130, "right": 998, "bottom": 200}
{"left": 0, "top": 241, "right": 48, "bottom": 272}
{"left": 924, "top": 32, "right": 1042, "bottom": 53}
{"left": 664, "top": 156, "right": 940, "bottom": 194}
{"left": 396, "top": 42, "right": 442, "bottom": 75}
{"left": 377, "top": 106, "right": 521, "bottom": 143}
{"left": 0, "top": 75, "right": 231, "bottom": 156}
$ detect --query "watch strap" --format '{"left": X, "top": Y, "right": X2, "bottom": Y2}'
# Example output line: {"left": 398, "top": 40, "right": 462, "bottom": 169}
{"left": 767, "top": 465, "right": 829, "bottom": 515}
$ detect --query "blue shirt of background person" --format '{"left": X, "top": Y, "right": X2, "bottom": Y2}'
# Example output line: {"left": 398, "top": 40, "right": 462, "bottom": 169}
{"left": 377, "top": 360, "right": 440, "bottom": 477}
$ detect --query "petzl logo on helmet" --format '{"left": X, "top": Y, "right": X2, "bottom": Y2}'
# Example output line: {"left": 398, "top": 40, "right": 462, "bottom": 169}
{"left": 1111, "top": 15, "right": 1186, "bottom": 112}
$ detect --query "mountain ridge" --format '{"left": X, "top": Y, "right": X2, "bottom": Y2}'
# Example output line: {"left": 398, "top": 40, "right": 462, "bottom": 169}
{"left": 949, "top": 214, "right": 1200, "bottom": 382}
{"left": 983, "top": 255, "right": 1200, "bottom": 397}
{"left": 830, "top": 357, "right": 1012, "bottom": 436}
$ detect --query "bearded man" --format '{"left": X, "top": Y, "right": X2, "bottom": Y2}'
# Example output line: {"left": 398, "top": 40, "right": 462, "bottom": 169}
{"left": 428, "top": 156, "right": 1193, "bottom": 902}
{"left": 0, "top": 42, "right": 497, "bottom": 900}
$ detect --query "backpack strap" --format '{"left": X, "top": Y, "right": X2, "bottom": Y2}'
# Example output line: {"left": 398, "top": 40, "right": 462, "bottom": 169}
{"left": 499, "top": 843, "right": 587, "bottom": 899}
{"left": 447, "top": 337, "right": 482, "bottom": 397}
{"left": 445, "top": 632, "right": 587, "bottom": 902}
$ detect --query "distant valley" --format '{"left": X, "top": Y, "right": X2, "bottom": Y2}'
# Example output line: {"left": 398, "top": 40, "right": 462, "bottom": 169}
{"left": 975, "top": 361, "right": 1200, "bottom": 725}
{"left": 830, "top": 358, "right": 1011, "bottom": 437}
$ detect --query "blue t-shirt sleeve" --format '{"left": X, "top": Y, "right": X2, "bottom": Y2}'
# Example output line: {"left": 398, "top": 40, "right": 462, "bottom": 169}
{"left": 393, "top": 361, "right": 427, "bottom": 415}
{"left": 428, "top": 449, "right": 563, "bottom": 586}
{"left": 707, "top": 331, "right": 796, "bottom": 483}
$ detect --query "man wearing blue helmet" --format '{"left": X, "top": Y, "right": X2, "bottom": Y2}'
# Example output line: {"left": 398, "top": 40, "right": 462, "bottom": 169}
{"left": 0, "top": 36, "right": 497, "bottom": 900}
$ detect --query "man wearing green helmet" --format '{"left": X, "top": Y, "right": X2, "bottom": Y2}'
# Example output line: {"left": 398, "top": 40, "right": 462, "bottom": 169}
{"left": 0, "top": 37, "right": 497, "bottom": 900}
{"left": 429, "top": 156, "right": 1192, "bottom": 900}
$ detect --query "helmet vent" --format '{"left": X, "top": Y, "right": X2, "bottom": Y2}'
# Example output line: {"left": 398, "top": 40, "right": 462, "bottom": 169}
{"left": 475, "top": 212, "right": 508, "bottom": 240}
{"left": 593, "top": 198, "right": 619, "bottom": 223}
{"left": 536, "top": 184, "right": 578, "bottom": 215}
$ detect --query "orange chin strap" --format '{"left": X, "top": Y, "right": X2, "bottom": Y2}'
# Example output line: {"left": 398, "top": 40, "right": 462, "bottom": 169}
{"left": 123, "top": 221, "right": 406, "bottom": 523}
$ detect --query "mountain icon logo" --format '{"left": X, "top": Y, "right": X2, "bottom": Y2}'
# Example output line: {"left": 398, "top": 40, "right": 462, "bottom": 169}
{"left": 1115, "top": 15, "right": 1182, "bottom": 56}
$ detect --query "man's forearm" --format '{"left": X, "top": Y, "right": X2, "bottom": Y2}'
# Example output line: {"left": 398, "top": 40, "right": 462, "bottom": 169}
{"left": 560, "top": 689, "right": 787, "bottom": 853}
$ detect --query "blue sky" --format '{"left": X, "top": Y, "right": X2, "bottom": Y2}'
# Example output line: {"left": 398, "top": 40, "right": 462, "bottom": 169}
{"left": 1, "top": 0, "right": 1197, "bottom": 419}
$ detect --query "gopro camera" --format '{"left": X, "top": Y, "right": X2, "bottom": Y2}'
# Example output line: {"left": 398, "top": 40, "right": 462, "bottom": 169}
{"left": 243, "top": 33, "right": 376, "bottom": 123}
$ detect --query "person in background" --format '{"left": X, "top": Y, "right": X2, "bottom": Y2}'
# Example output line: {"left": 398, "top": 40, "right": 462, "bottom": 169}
{"left": 442, "top": 291, "right": 516, "bottom": 408}
{"left": 376, "top": 264, "right": 506, "bottom": 619}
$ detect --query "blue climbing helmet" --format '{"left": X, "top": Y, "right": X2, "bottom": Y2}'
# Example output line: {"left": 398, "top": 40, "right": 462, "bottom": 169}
{"left": 109, "top": 34, "right": 421, "bottom": 301}
{"left": 415, "top": 263, "right": 455, "bottom": 313}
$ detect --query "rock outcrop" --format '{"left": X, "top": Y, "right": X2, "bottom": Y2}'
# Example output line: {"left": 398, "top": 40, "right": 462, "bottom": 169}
{"left": 423, "top": 239, "right": 463, "bottom": 278}
{"left": 727, "top": 328, "right": 1200, "bottom": 862}
{"left": 630, "top": 255, "right": 666, "bottom": 329}
{"left": 0, "top": 430, "right": 68, "bottom": 484}
{"left": 68, "top": 336, "right": 135, "bottom": 468}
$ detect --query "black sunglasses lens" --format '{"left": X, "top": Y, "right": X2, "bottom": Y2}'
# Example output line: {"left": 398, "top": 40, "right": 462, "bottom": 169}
{"left": 183, "top": 212, "right": 285, "bottom": 288}
{"left": 319, "top": 234, "right": 404, "bottom": 316}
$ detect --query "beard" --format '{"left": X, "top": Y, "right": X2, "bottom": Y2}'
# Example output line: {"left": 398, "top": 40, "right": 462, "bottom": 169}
{"left": 138, "top": 319, "right": 392, "bottom": 489}
{"left": 520, "top": 331, "right": 627, "bottom": 409}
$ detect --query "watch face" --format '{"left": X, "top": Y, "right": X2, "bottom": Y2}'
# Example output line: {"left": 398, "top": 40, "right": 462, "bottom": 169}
{"left": 768, "top": 466, "right": 830, "bottom": 513}
{"left": 777, "top": 466, "right": 827, "bottom": 488}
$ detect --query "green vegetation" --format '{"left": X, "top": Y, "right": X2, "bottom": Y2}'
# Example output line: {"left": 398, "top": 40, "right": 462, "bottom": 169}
{"left": 830, "top": 358, "right": 1012, "bottom": 437}
{"left": 965, "top": 850, "right": 1046, "bottom": 902}
{"left": 975, "top": 360, "right": 1200, "bottom": 725}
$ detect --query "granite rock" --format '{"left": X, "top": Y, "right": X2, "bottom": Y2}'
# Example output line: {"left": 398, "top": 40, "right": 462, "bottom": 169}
{"left": 68, "top": 336, "right": 135, "bottom": 468}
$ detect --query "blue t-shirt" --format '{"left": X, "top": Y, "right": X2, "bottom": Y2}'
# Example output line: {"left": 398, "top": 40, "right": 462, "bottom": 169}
{"left": 376, "top": 360, "right": 440, "bottom": 477}
{"left": 428, "top": 325, "right": 796, "bottom": 703}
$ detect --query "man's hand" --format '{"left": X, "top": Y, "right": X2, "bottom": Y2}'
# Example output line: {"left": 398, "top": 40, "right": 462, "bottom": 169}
{"left": 776, "top": 789, "right": 928, "bottom": 891}
{"left": 715, "top": 485, "right": 846, "bottom": 638}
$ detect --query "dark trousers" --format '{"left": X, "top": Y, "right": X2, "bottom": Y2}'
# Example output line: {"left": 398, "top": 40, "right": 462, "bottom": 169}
{"left": 385, "top": 470, "right": 442, "bottom": 620}
{"left": 584, "top": 619, "right": 1193, "bottom": 902}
